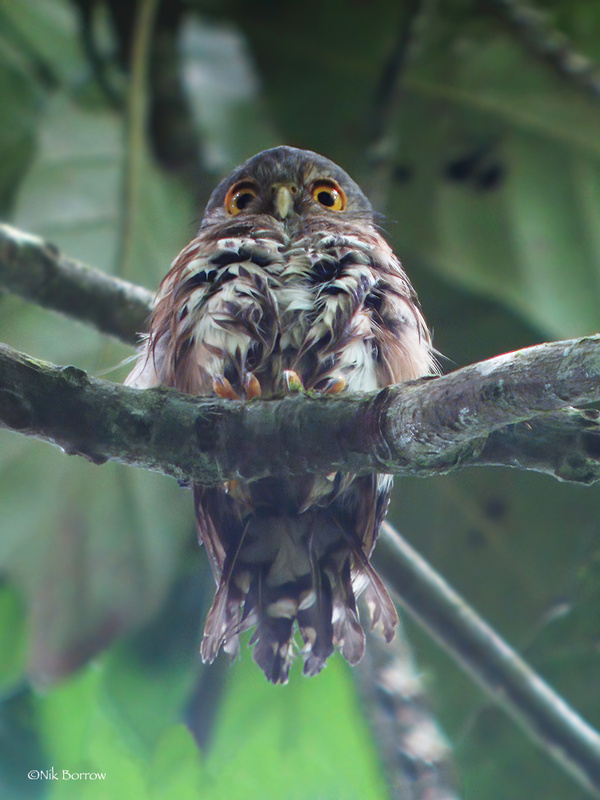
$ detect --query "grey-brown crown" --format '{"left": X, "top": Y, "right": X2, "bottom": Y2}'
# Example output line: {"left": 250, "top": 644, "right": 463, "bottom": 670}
{"left": 203, "top": 145, "right": 373, "bottom": 223}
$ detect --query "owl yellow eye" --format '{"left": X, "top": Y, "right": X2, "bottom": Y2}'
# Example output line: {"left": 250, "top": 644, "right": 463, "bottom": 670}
{"left": 311, "top": 180, "right": 346, "bottom": 211}
{"left": 225, "top": 181, "right": 259, "bottom": 215}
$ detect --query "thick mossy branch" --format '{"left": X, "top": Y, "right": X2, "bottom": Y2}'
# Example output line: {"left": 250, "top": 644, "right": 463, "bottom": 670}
{"left": 476, "top": 409, "right": 600, "bottom": 484}
{"left": 0, "top": 223, "right": 152, "bottom": 344}
{"left": 1, "top": 338, "right": 600, "bottom": 484}
{"left": 380, "top": 336, "right": 600, "bottom": 470}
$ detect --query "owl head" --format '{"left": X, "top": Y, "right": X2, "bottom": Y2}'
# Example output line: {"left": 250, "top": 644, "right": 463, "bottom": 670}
{"left": 203, "top": 146, "right": 374, "bottom": 228}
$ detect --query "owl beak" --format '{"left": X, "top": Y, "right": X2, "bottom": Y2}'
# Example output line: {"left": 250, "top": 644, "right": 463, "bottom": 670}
{"left": 272, "top": 184, "right": 296, "bottom": 220}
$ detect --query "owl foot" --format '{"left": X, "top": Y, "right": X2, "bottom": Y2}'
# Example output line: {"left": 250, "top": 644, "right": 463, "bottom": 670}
{"left": 243, "top": 371, "right": 262, "bottom": 399}
{"left": 320, "top": 375, "right": 346, "bottom": 394}
{"left": 213, "top": 372, "right": 262, "bottom": 400}
{"left": 212, "top": 376, "right": 238, "bottom": 400}
{"left": 283, "top": 369, "right": 305, "bottom": 393}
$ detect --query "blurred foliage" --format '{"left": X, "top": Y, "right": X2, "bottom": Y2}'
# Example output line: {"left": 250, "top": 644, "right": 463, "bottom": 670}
{"left": 0, "top": 0, "right": 600, "bottom": 798}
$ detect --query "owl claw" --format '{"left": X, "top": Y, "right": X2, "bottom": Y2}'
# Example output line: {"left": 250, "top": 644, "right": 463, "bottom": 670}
{"left": 212, "top": 376, "right": 239, "bottom": 400}
{"left": 321, "top": 376, "right": 346, "bottom": 394}
{"left": 213, "top": 373, "right": 262, "bottom": 400}
{"left": 244, "top": 372, "right": 262, "bottom": 399}
{"left": 283, "top": 369, "right": 305, "bottom": 393}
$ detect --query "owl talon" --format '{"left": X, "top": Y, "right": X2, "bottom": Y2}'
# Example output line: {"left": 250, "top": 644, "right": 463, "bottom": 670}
{"left": 321, "top": 376, "right": 346, "bottom": 394}
{"left": 283, "top": 369, "right": 304, "bottom": 393}
{"left": 244, "top": 372, "right": 262, "bottom": 399}
{"left": 212, "top": 376, "right": 239, "bottom": 400}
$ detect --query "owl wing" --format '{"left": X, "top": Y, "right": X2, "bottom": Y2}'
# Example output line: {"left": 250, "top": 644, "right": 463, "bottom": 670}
{"left": 125, "top": 231, "right": 286, "bottom": 588}
{"left": 125, "top": 232, "right": 287, "bottom": 396}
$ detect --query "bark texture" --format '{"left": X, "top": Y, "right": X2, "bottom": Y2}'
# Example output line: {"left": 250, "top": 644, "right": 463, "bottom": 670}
{"left": 1, "top": 338, "right": 600, "bottom": 484}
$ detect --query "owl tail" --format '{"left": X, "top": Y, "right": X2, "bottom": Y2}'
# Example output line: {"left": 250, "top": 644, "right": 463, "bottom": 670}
{"left": 198, "top": 514, "right": 398, "bottom": 684}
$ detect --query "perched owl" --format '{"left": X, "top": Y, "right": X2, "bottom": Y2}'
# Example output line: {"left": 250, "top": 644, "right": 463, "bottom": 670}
{"left": 126, "top": 146, "right": 435, "bottom": 683}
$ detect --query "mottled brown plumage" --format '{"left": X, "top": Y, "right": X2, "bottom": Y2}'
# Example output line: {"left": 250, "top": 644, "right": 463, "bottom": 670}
{"left": 127, "top": 146, "right": 435, "bottom": 683}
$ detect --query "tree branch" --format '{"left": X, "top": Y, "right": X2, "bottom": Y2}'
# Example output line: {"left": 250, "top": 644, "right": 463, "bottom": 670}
{"left": 0, "top": 223, "right": 152, "bottom": 344}
{"left": 375, "top": 523, "right": 600, "bottom": 798}
{"left": 475, "top": 408, "right": 600, "bottom": 484}
{"left": 484, "top": 0, "right": 600, "bottom": 101}
{"left": 1, "top": 337, "right": 600, "bottom": 484}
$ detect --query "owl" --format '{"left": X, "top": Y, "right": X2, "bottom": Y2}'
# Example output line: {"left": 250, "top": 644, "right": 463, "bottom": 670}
{"left": 126, "top": 146, "right": 435, "bottom": 683}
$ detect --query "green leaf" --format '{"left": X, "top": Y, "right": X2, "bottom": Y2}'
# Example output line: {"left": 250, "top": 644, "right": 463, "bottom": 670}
{"left": 37, "top": 664, "right": 148, "bottom": 800}
{"left": 100, "top": 610, "right": 202, "bottom": 754}
{"left": 0, "top": 0, "right": 85, "bottom": 88}
{"left": 207, "top": 653, "right": 388, "bottom": 800}
{"left": 390, "top": 17, "right": 600, "bottom": 338}
{"left": 35, "top": 662, "right": 202, "bottom": 800}
{"left": 0, "top": 584, "right": 27, "bottom": 693}
{"left": 149, "top": 725, "right": 203, "bottom": 800}
{"left": 13, "top": 94, "right": 124, "bottom": 275}
{"left": 12, "top": 91, "right": 193, "bottom": 287}
{"left": 2, "top": 445, "right": 193, "bottom": 685}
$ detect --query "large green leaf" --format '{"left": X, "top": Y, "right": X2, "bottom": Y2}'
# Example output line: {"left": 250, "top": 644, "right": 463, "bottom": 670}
{"left": 207, "top": 653, "right": 388, "bottom": 800}
{"left": 1, "top": 67, "right": 198, "bottom": 682}
{"left": 391, "top": 21, "right": 600, "bottom": 338}
{"left": 37, "top": 663, "right": 153, "bottom": 800}
{"left": 33, "top": 651, "right": 387, "bottom": 800}
{"left": 1, "top": 448, "right": 193, "bottom": 685}
{"left": 12, "top": 93, "right": 193, "bottom": 286}
{"left": 0, "top": 0, "right": 85, "bottom": 88}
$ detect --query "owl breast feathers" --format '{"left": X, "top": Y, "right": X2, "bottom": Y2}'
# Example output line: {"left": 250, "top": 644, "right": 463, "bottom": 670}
{"left": 127, "top": 146, "right": 435, "bottom": 683}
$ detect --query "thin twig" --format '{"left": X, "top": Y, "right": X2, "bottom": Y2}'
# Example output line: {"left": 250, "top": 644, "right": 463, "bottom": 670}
{"left": 367, "top": 0, "right": 438, "bottom": 207}
{"left": 484, "top": 0, "right": 600, "bottom": 100}
{"left": 375, "top": 523, "right": 600, "bottom": 798}
{"left": 117, "top": 0, "right": 160, "bottom": 278}
{"left": 355, "top": 606, "right": 460, "bottom": 800}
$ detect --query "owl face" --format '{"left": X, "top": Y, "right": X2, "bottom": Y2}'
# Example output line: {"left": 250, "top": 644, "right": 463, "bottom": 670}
{"left": 203, "top": 146, "right": 374, "bottom": 228}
